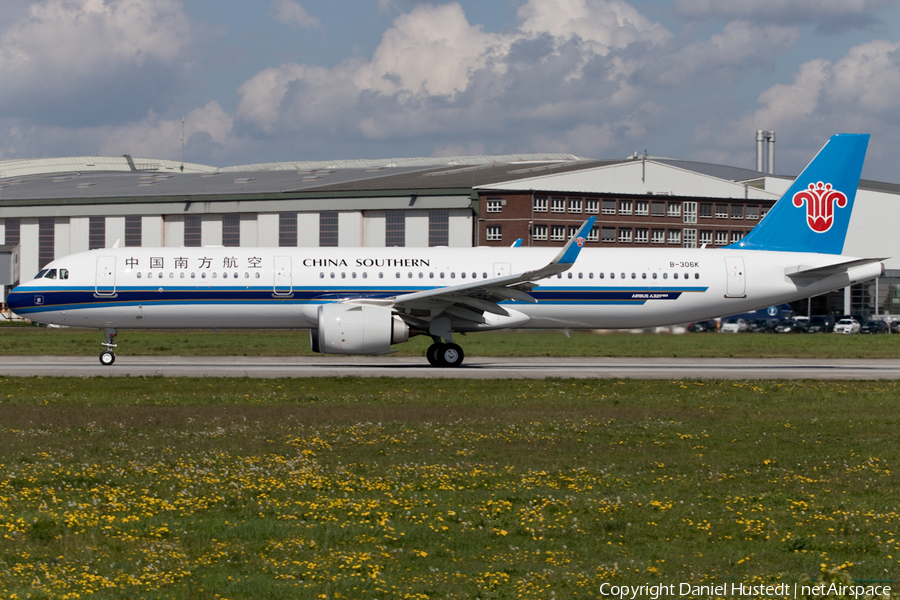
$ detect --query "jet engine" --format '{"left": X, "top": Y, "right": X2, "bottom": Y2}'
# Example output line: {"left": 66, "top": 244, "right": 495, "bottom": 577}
{"left": 310, "top": 303, "right": 409, "bottom": 355}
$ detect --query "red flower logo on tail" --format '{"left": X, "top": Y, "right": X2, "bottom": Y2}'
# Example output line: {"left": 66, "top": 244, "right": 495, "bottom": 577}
{"left": 792, "top": 182, "right": 848, "bottom": 233}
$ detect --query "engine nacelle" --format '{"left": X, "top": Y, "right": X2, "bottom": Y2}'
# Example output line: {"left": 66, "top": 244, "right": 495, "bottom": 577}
{"left": 311, "top": 303, "right": 409, "bottom": 355}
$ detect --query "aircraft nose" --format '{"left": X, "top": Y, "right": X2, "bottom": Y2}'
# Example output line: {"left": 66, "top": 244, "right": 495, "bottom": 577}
{"left": 6, "top": 288, "right": 31, "bottom": 312}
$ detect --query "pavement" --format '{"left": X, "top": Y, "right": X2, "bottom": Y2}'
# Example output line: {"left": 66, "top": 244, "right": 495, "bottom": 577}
{"left": 3, "top": 355, "right": 900, "bottom": 379}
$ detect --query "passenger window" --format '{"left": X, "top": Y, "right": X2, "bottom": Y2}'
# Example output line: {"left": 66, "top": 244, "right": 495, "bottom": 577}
{"left": 695, "top": 273, "right": 699, "bottom": 279}
{"left": 610, "top": 273, "right": 615, "bottom": 279}
{"left": 330, "top": 273, "right": 335, "bottom": 279}
{"left": 362, "top": 272, "right": 367, "bottom": 279}
{"left": 461, "top": 272, "right": 466, "bottom": 279}
{"left": 158, "top": 272, "right": 163, "bottom": 279}
{"left": 212, "top": 272, "right": 217, "bottom": 279}
{"left": 169, "top": 272, "right": 175, "bottom": 279}
{"left": 244, "top": 272, "right": 249, "bottom": 279}
{"left": 684, "top": 273, "right": 689, "bottom": 280}
{"left": 674, "top": 273, "right": 679, "bottom": 279}
{"left": 201, "top": 272, "right": 207, "bottom": 279}
{"left": 222, "top": 272, "right": 228, "bottom": 279}
{"left": 578, "top": 273, "right": 583, "bottom": 279}
{"left": 45, "top": 269, "right": 57, "bottom": 279}
{"left": 567, "top": 273, "right": 572, "bottom": 279}
{"left": 631, "top": 273, "right": 636, "bottom": 279}
{"left": 137, "top": 272, "right": 142, "bottom": 279}
{"left": 599, "top": 273, "right": 604, "bottom": 279}
{"left": 191, "top": 273, "right": 196, "bottom": 279}
{"left": 352, "top": 272, "right": 357, "bottom": 279}
{"left": 472, "top": 272, "right": 476, "bottom": 279}
{"left": 620, "top": 273, "right": 625, "bottom": 279}
{"left": 557, "top": 274, "right": 562, "bottom": 279}
{"left": 652, "top": 273, "right": 658, "bottom": 279}
{"left": 341, "top": 273, "right": 346, "bottom": 279}
{"left": 255, "top": 273, "right": 260, "bottom": 279}
{"left": 60, "top": 269, "right": 69, "bottom": 280}
{"left": 429, "top": 272, "right": 435, "bottom": 279}
{"left": 663, "top": 273, "right": 668, "bottom": 279}
{"left": 483, "top": 272, "right": 487, "bottom": 279}
{"left": 589, "top": 273, "right": 594, "bottom": 279}
{"left": 408, "top": 272, "right": 413, "bottom": 278}
{"left": 180, "top": 272, "right": 185, "bottom": 279}
{"left": 379, "top": 272, "right": 384, "bottom": 279}
{"left": 418, "top": 272, "right": 423, "bottom": 279}
{"left": 440, "top": 272, "right": 445, "bottom": 279}
{"left": 451, "top": 273, "right": 456, "bottom": 279}
{"left": 642, "top": 273, "right": 647, "bottom": 279}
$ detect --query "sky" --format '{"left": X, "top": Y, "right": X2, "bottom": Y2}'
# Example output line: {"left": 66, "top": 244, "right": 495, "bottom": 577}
{"left": 2, "top": 0, "right": 900, "bottom": 181}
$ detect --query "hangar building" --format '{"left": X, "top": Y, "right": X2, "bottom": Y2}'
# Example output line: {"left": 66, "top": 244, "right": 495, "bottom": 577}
{"left": 1, "top": 151, "right": 897, "bottom": 319}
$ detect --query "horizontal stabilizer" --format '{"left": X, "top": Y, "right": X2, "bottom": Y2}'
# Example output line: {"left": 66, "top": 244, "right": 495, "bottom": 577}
{"left": 785, "top": 258, "right": 886, "bottom": 279}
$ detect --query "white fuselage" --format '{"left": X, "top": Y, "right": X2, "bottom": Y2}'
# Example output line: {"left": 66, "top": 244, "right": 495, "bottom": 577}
{"left": 9, "top": 245, "right": 881, "bottom": 331}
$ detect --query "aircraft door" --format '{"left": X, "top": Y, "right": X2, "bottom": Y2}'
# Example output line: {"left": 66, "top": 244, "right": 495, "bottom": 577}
{"left": 273, "top": 256, "right": 292, "bottom": 296}
{"left": 493, "top": 263, "right": 511, "bottom": 278}
{"left": 724, "top": 256, "right": 746, "bottom": 298}
{"left": 95, "top": 256, "right": 116, "bottom": 296}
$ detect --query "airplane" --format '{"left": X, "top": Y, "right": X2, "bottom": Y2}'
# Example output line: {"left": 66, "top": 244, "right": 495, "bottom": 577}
{"left": 7, "top": 134, "right": 882, "bottom": 368}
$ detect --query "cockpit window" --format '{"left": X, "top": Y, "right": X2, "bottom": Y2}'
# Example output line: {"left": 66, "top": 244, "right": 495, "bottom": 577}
{"left": 60, "top": 269, "right": 69, "bottom": 280}
{"left": 45, "top": 269, "right": 57, "bottom": 279}
{"left": 35, "top": 269, "right": 48, "bottom": 279}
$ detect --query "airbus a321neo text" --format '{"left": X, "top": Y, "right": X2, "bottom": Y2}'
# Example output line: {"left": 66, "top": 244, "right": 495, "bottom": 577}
{"left": 8, "top": 134, "right": 882, "bottom": 367}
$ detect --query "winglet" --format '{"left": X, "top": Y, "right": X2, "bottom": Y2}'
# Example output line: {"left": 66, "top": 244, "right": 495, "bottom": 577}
{"left": 555, "top": 216, "right": 596, "bottom": 266}
{"left": 511, "top": 238, "right": 524, "bottom": 247}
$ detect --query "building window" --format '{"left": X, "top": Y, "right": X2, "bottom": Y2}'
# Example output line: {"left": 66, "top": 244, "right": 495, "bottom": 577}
{"left": 601, "top": 227, "right": 616, "bottom": 242}
{"left": 550, "top": 225, "right": 565, "bottom": 241}
{"left": 585, "top": 199, "right": 599, "bottom": 214}
{"left": 602, "top": 199, "right": 616, "bottom": 214}
{"left": 698, "top": 230, "right": 712, "bottom": 245}
{"left": 682, "top": 201, "right": 697, "bottom": 224}
{"left": 651, "top": 229, "right": 665, "bottom": 244}
{"left": 746, "top": 206, "right": 759, "bottom": 220}
{"left": 715, "top": 231, "right": 728, "bottom": 245}
{"left": 683, "top": 228, "right": 697, "bottom": 248}
{"left": 667, "top": 229, "right": 681, "bottom": 245}
{"left": 587, "top": 226, "right": 599, "bottom": 242}
{"left": 486, "top": 199, "right": 502, "bottom": 213}
{"left": 4, "top": 218, "right": 20, "bottom": 246}
{"left": 651, "top": 202, "right": 666, "bottom": 217}
{"left": 715, "top": 204, "right": 728, "bottom": 218}
{"left": 731, "top": 231, "right": 744, "bottom": 243}
{"left": 532, "top": 224, "right": 548, "bottom": 241}
{"left": 386, "top": 210, "right": 405, "bottom": 247}
{"left": 731, "top": 205, "right": 744, "bottom": 219}
{"left": 429, "top": 210, "right": 449, "bottom": 247}
{"left": 125, "top": 215, "right": 141, "bottom": 247}
{"left": 89, "top": 217, "right": 105, "bottom": 250}
{"left": 38, "top": 218, "right": 54, "bottom": 269}
{"left": 569, "top": 198, "right": 582, "bottom": 213}
{"left": 667, "top": 202, "right": 681, "bottom": 218}
{"left": 635, "top": 228, "right": 649, "bottom": 243}
{"left": 279, "top": 213, "right": 297, "bottom": 247}
{"left": 222, "top": 214, "right": 240, "bottom": 247}
{"left": 618, "top": 228, "right": 633, "bottom": 243}
{"left": 635, "top": 201, "right": 649, "bottom": 216}
{"left": 184, "top": 215, "right": 202, "bottom": 247}
{"left": 534, "top": 197, "right": 548, "bottom": 212}
{"left": 551, "top": 198, "right": 566, "bottom": 213}
{"left": 486, "top": 225, "right": 502, "bottom": 241}
{"left": 699, "top": 203, "right": 713, "bottom": 218}
{"left": 320, "top": 211, "right": 339, "bottom": 247}
{"left": 761, "top": 206, "right": 770, "bottom": 219}
{"left": 619, "top": 200, "right": 632, "bottom": 215}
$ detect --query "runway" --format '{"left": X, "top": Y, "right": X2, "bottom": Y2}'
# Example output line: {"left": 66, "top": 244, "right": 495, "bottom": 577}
{"left": 2, "top": 355, "right": 900, "bottom": 379}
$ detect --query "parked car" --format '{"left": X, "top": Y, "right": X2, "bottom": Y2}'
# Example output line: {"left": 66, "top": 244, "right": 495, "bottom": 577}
{"left": 833, "top": 318, "right": 861, "bottom": 334}
{"left": 687, "top": 320, "right": 718, "bottom": 332}
{"left": 774, "top": 319, "right": 808, "bottom": 333}
{"left": 720, "top": 318, "right": 748, "bottom": 333}
{"left": 860, "top": 319, "right": 890, "bottom": 334}
{"left": 891, "top": 321, "right": 900, "bottom": 334}
{"left": 806, "top": 315, "right": 835, "bottom": 333}
{"left": 747, "top": 319, "right": 775, "bottom": 333}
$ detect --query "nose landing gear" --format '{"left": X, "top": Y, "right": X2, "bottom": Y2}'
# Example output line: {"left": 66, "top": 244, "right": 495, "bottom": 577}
{"left": 426, "top": 342, "right": 464, "bottom": 368}
{"left": 100, "top": 328, "right": 117, "bottom": 365}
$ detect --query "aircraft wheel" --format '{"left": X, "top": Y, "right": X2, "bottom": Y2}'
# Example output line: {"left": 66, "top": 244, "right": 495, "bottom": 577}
{"left": 437, "top": 343, "right": 464, "bottom": 368}
{"left": 426, "top": 343, "right": 443, "bottom": 366}
{"left": 100, "top": 351, "right": 116, "bottom": 366}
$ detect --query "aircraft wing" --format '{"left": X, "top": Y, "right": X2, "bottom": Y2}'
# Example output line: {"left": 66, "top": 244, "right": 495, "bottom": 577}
{"left": 390, "top": 217, "right": 596, "bottom": 320}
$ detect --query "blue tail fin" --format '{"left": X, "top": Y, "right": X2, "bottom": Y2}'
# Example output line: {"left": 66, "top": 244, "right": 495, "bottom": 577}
{"left": 729, "top": 133, "right": 869, "bottom": 254}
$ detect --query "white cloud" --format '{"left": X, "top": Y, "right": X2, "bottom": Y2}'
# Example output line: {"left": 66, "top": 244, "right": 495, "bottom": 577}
{"left": 0, "top": 0, "right": 192, "bottom": 124}
{"left": 270, "top": 0, "right": 321, "bottom": 29}
{"left": 517, "top": 0, "right": 671, "bottom": 55}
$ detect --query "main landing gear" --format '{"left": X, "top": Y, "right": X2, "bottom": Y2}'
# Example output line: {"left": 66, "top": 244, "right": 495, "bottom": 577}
{"left": 426, "top": 341, "right": 465, "bottom": 368}
{"left": 100, "top": 328, "right": 117, "bottom": 366}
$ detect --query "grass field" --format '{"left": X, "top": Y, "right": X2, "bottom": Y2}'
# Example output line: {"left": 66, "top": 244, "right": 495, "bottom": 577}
{"left": 1, "top": 325, "right": 899, "bottom": 359}
{"left": 1, "top": 377, "right": 899, "bottom": 598}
